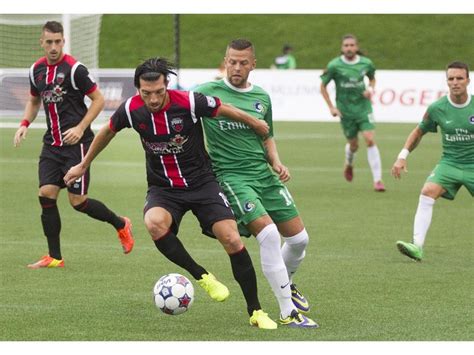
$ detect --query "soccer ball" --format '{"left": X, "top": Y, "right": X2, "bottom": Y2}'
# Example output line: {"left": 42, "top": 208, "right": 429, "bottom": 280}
{"left": 153, "top": 273, "right": 194, "bottom": 315}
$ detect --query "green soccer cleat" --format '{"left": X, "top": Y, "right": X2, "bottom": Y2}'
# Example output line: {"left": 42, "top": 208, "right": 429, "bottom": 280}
{"left": 396, "top": 241, "right": 423, "bottom": 261}
{"left": 197, "top": 272, "right": 230, "bottom": 302}
{"left": 249, "top": 309, "right": 278, "bottom": 329}
{"left": 279, "top": 310, "right": 319, "bottom": 328}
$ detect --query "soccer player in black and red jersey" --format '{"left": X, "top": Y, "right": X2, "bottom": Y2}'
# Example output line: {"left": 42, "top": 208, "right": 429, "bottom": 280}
{"left": 64, "top": 57, "right": 278, "bottom": 329}
{"left": 13, "top": 21, "right": 134, "bottom": 269}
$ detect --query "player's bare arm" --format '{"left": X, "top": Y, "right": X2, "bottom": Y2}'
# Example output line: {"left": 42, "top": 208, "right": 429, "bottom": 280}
{"left": 64, "top": 123, "right": 116, "bottom": 186}
{"left": 62, "top": 89, "right": 105, "bottom": 145}
{"left": 363, "top": 78, "right": 376, "bottom": 99}
{"left": 320, "top": 82, "right": 342, "bottom": 118}
{"left": 264, "top": 138, "right": 290, "bottom": 182}
{"left": 217, "top": 103, "right": 269, "bottom": 137}
{"left": 391, "top": 126, "right": 425, "bottom": 179}
{"left": 13, "top": 95, "right": 41, "bottom": 147}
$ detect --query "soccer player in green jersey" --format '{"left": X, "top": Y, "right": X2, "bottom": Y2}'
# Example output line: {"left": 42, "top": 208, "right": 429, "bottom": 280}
{"left": 320, "top": 34, "right": 386, "bottom": 192}
{"left": 392, "top": 61, "right": 474, "bottom": 261}
{"left": 196, "top": 39, "right": 318, "bottom": 328}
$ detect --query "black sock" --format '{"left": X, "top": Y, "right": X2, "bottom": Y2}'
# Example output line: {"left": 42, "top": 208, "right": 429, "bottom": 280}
{"left": 39, "top": 196, "right": 62, "bottom": 260}
{"left": 153, "top": 231, "right": 207, "bottom": 280}
{"left": 73, "top": 198, "right": 125, "bottom": 230}
{"left": 229, "top": 247, "right": 261, "bottom": 315}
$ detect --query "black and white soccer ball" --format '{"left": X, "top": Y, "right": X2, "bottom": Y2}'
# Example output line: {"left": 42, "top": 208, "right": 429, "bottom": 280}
{"left": 153, "top": 273, "right": 194, "bottom": 315}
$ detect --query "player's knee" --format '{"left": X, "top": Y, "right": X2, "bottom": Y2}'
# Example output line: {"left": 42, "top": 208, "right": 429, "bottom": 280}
{"left": 350, "top": 142, "right": 359, "bottom": 152}
{"left": 285, "top": 228, "right": 309, "bottom": 250}
{"left": 144, "top": 215, "right": 169, "bottom": 240}
{"left": 215, "top": 222, "right": 243, "bottom": 253}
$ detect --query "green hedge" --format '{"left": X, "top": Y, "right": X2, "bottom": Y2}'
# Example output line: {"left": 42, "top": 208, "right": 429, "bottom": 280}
{"left": 100, "top": 14, "right": 473, "bottom": 70}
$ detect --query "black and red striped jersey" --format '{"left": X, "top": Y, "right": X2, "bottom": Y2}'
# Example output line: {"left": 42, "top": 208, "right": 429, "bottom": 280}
{"left": 29, "top": 54, "right": 97, "bottom": 146}
{"left": 109, "top": 90, "right": 221, "bottom": 189}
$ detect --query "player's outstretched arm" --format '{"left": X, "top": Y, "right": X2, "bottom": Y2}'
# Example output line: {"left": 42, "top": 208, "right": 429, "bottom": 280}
{"left": 64, "top": 123, "right": 116, "bottom": 186}
{"left": 216, "top": 103, "right": 269, "bottom": 137}
{"left": 391, "top": 126, "right": 424, "bottom": 179}
{"left": 13, "top": 95, "right": 41, "bottom": 147}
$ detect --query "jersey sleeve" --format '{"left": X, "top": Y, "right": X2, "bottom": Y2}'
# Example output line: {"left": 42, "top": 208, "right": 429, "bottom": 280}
{"left": 193, "top": 91, "right": 222, "bottom": 118}
{"left": 320, "top": 63, "right": 335, "bottom": 85}
{"left": 73, "top": 64, "right": 98, "bottom": 95}
{"left": 418, "top": 107, "right": 438, "bottom": 133}
{"left": 265, "top": 95, "right": 274, "bottom": 138}
{"left": 29, "top": 64, "right": 40, "bottom": 97}
{"left": 109, "top": 101, "right": 131, "bottom": 133}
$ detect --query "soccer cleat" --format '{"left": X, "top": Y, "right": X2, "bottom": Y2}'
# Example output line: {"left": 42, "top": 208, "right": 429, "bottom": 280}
{"left": 279, "top": 310, "right": 319, "bottom": 328}
{"left": 249, "top": 309, "right": 278, "bottom": 329}
{"left": 396, "top": 241, "right": 423, "bottom": 261}
{"left": 197, "top": 273, "right": 230, "bottom": 302}
{"left": 27, "top": 255, "right": 64, "bottom": 269}
{"left": 344, "top": 164, "right": 353, "bottom": 182}
{"left": 117, "top": 217, "right": 134, "bottom": 254}
{"left": 374, "top": 181, "right": 386, "bottom": 192}
{"left": 290, "top": 284, "right": 310, "bottom": 314}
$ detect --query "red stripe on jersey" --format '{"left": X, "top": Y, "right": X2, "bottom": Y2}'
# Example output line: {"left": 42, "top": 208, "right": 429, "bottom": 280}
{"left": 161, "top": 154, "right": 187, "bottom": 188}
{"left": 48, "top": 103, "right": 62, "bottom": 146}
{"left": 210, "top": 97, "right": 222, "bottom": 117}
{"left": 85, "top": 84, "right": 97, "bottom": 95}
{"left": 152, "top": 111, "right": 169, "bottom": 135}
{"left": 109, "top": 118, "right": 117, "bottom": 133}
{"left": 169, "top": 90, "right": 190, "bottom": 110}
{"left": 46, "top": 65, "right": 56, "bottom": 84}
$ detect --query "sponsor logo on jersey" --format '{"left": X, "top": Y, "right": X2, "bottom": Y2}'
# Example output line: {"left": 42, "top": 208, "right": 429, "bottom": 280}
{"left": 254, "top": 101, "right": 264, "bottom": 113}
{"left": 42, "top": 85, "right": 67, "bottom": 104}
{"left": 171, "top": 117, "right": 184, "bottom": 132}
{"left": 243, "top": 200, "right": 256, "bottom": 212}
{"left": 56, "top": 72, "right": 65, "bottom": 85}
{"left": 469, "top": 116, "right": 474, "bottom": 124}
{"left": 206, "top": 96, "right": 217, "bottom": 108}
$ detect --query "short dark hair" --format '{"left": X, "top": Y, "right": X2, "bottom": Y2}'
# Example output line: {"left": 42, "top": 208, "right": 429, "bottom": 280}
{"left": 227, "top": 39, "right": 255, "bottom": 55}
{"left": 134, "top": 57, "right": 176, "bottom": 88}
{"left": 446, "top": 61, "right": 470, "bottom": 78}
{"left": 42, "top": 21, "right": 63, "bottom": 34}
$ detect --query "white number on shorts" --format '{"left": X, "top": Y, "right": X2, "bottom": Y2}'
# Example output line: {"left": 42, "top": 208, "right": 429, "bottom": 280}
{"left": 279, "top": 188, "right": 293, "bottom": 206}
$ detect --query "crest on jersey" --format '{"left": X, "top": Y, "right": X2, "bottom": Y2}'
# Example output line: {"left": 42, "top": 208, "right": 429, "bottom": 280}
{"left": 56, "top": 72, "right": 65, "bottom": 85}
{"left": 171, "top": 117, "right": 184, "bottom": 132}
{"left": 254, "top": 101, "right": 264, "bottom": 113}
{"left": 469, "top": 116, "right": 474, "bottom": 124}
{"left": 243, "top": 200, "right": 256, "bottom": 212}
{"left": 170, "top": 134, "right": 189, "bottom": 147}
{"left": 206, "top": 96, "right": 217, "bottom": 108}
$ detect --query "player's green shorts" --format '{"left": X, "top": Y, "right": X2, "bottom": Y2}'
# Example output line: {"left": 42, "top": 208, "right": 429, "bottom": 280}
{"left": 339, "top": 111, "right": 375, "bottom": 139}
{"left": 218, "top": 174, "right": 299, "bottom": 236}
{"left": 426, "top": 161, "right": 474, "bottom": 200}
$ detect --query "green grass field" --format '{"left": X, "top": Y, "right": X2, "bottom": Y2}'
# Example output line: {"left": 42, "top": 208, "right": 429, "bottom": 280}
{"left": 0, "top": 122, "right": 472, "bottom": 341}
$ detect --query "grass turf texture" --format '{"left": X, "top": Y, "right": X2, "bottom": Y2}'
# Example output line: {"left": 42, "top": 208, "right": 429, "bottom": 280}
{"left": 0, "top": 123, "right": 472, "bottom": 341}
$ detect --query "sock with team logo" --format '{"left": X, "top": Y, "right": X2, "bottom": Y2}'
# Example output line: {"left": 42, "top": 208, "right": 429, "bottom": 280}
{"left": 73, "top": 198, "right": 125, "bottom": 230}
{"left": 256, "top": 224, "right": 294, "bottom": 318}
{"left": 228, "top": 246, "right": 262, "bottom": 316}
{"left": 39, "top": 196, "right": 62, "bottom": 260}
{"left": 153, "top": 231, "right": 207, "bottom": 280}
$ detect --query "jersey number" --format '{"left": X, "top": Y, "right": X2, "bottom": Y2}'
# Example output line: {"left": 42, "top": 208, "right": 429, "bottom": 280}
{"left": 279, "top": 188, "right": 293, "bottom": 206}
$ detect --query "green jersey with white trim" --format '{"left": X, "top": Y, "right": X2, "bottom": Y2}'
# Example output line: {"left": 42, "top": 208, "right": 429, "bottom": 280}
{"left": 320, "top": 55, "right": 375, "bottom": 117}
{"left": 196, "top": 78, "right": 274, "bottom": 180}
{"left": 419, "top": 94, "right": 474, "bottom": 166}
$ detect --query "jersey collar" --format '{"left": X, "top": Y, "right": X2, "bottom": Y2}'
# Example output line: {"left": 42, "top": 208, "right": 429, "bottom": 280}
{"left": 447, "top": 93, "right": 471, "bottom": 108}
{"left": 223, "top": 78, "right": 254, "bottom": 93}
{"left": 340, "top": 55, "right": 360, "bottom": 65}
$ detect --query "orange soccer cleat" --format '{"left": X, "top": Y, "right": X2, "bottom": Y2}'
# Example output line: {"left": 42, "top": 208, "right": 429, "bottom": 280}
{"left": 27, "top": 255, "right": 64, "bottom": 269}
{"left": 117, "top": 217, "right": 135, "bottom": 254}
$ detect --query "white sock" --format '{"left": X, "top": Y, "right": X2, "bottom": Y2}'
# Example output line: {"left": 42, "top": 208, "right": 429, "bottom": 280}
{"left": 256, "top": 224, "right": 295, "bottom": 318}
{"left": 413, "top": 195, "right": 435, "bottom": 248}
{"left": 345, "top": 143, "right": 355, "bottom": 166}
{"left": 281, "top": 228, "right": 309, "bottom": 282}
{"left": 367, "top": 145, "right": 382, "bottom": 182}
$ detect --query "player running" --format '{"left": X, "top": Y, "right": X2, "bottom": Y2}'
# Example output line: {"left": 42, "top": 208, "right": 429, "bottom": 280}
{"left": 392, "top": 61, "right": 474, "bottom": 261}
{"left": 320, "top": 34, "right": 385, "bottom": 192}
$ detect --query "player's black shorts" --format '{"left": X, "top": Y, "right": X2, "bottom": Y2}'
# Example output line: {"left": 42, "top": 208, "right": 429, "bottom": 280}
{"left": 38, "top": 142, "right": 91, "bottom": 195}
{"left": 144, "top": 180, "right": 235, "bottom": 238}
